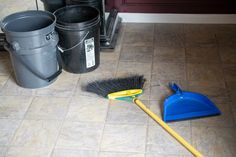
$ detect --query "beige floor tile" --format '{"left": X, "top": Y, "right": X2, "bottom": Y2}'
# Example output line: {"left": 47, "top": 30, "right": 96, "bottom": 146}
{"left": 150, "top": 78, "right": 188, "bottom": 101}
{"left": 139, "top": 84, "right": 151, "bottom": 100}
{"left": 11, "top": 120, "right": 61, "bottom": 149}
{"left": 66, "top": 96, "right": 109, "bottom": 122}
{"left": 226, "top": 81, "right": 236, "bottom": 120}
{"left": 232, "top": 105, "right": 236, "bottom": 122}
{"left": 5, "top": 147, "right": 52, "bottom": 157}
{"left": 146, "top": 153, "right": 192, "bottom": 157}
{"left": 99, "top": 151, "right": 145, "bottom": 157}
{"left": 222, "top": 64, "right": 236, "bottom": 82}
{"left": 230, "top": 92, "right": 236, "bottom": 122}
{"left": 91, "top": 60, "right": 118, "bottom": 75}
{"left": 192, "top": 126, "right": 236, "bottom": 157}
{"left": 189, "top": 86, "right": 230, "bottom": 104}
{"left": 0, "top": 119, "right": 21, "bottom": 146}
{"left": 185, "top": 32, "right": 217, "bottom": 48}
{"left": 116, "top": 23, "right": 126, "bottom": 43}
{"left": 25, "top": 97, "right": 70, "bottom": 120}
{"left": 226, "top": 81, "right": 236, "bottom": 92}
{"left": 147, "top": 125, "right": 191, "bottom": 155}
{"left": 0, "top": 75, "right": 9, "bottom": 89}
{"left": 187, "top": 63, "right": 223, "bottom": 81}
{"left": 188, "top": 80, "right": 230, "bottom": 104}
{"left": 154, "top": 47, "right": 185, "bottom": 63}
{"left": 188, "top": 80, "right": 226, "bottom": 88}
{"left": 186, "top": 47, "right": 220, "bottom": 63}
{"left": 106, "top": 100, "right": 149, "bottom": 125}
{"left": 52, "top": 149, "right": 98, "bottom": 157}
{"left": 184, "top": 24, "right": 217, "bottom": 35}
{"left": 148, "top": 101, "right": 190, "bottom": 127}
{"left": 123, "top": 32, "right": 154, "bottom": 46}
{"left": 0, "top": 147, "right": 7, "bottom": 157}
{"left": 100, "top": 51, "right": 120, "bottom": 62}
{"left": 0, "top": 59, "right": 12, "bottom": 76}
{"left": 120, "top": 46, "right": 153, "bottom": 63}
{"left": 35, "top": 71, "right": 79, "bottom": 97}
{"left": 117, "top": 62, "right": 152, "bottom": 75}
{"left": 155, "top": 33, "right": 185, "bottom": 48}
{"left": 152, "top": 63, "right": 186, "bottom": 80}
{"left": 216, "top": 32, "right": 236, "bottom": 48}
{"left": 126, "top": 23, "right": 154, "bottom": 33}
{"left": 150, "top": 83, "right": 171, "bottom": 101}
{"left": 219, "top": 47, "right": 236, "bottom": 64}
{"left": 0, "top": 96, "right": 32, "bottom": 119}
{"left": 156, "top": 24, "right": 184, "bottom": 34}
{"left": 101, "top": 124, "right": 146, "bottom": 153}
{"left": 216, "top": 25, "right": 236, "bottom": 34}
{"left": 191, "top": 102, "right": 235, "bottom": 127}
{"left": 56, "top": 122, "right": 103, "bottom": 150}
{"left": 0, "top": 76, "right": 36, "bottom": 96}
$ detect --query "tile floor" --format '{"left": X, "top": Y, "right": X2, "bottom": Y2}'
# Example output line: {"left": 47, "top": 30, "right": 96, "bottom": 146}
{"left": 0, "top": 23, "right": 236, "bottom": 157}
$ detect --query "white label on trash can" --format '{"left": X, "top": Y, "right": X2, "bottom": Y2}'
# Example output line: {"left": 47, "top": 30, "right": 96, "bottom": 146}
{"left": 85, "top": 37, "right": 95, "bottom": 68}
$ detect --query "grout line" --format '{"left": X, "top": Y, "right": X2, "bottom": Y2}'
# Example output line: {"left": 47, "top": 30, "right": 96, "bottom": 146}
{"left": 7, "top": 96, "right": 35, "bottom": 147}
{"left": 49, "top": 92, "right": 75, "bottom": 157}
{"left": 216, "top": 33, "right": 236, "bottom": 127}
{"left": 143, "top": 23, "right": 156, "bottom": 156}
{"left": 49, "top": 73, "right": 82, "bottom": 157}
{"left": 0, "top": 74, "right": 10, "bottom": 93}
{"left": 97, "top": 101, "right": 110, "bottom": 156}
{"left": 115, "top": 23, "right": 126, "bottom": 77}
{"left": 144, "top": 101, "right": 150, "bottom": 156}
{"left": 182, "top": 24, "right": 194, "bottom": 150}
{"left": 98, "top": 23, "right": 126, "bottom": 156}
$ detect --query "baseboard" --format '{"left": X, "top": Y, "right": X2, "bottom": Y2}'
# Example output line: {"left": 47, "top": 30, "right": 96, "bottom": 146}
{"left": 116, "top": 13, "right": 236, "bottom": 24}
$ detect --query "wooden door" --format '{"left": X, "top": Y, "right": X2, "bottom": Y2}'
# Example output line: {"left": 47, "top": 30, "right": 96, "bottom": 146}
{"left": 106, "top": 0, "right": 236, "bottom": 13}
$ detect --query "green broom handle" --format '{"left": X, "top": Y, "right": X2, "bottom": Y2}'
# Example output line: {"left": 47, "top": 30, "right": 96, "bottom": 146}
{"left": 134, "top": 98, "right": 204, "bottom": 157}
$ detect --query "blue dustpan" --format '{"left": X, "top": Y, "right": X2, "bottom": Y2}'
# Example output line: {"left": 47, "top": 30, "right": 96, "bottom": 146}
{"left": 163, "top": 83, "right": 221, "bottom": 122}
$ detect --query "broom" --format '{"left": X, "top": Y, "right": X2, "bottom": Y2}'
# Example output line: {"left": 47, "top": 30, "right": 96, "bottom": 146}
{"left": 83, "top": 75, "right": 203, "bottom": 157}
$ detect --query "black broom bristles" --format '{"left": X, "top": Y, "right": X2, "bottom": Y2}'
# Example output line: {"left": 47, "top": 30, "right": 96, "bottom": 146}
{"left": 83, "top": 75, "right": 146, "bottom": 98}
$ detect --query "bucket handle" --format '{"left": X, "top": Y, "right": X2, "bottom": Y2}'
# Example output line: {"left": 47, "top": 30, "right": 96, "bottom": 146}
{"left": 57, "top": 31, "right": 89, "bottom": 53}
{"left": 169, "top": 82, "right": 183, "bottom": 94}
{"left": 4, "top": 43, "right": 62, "bottom": 82}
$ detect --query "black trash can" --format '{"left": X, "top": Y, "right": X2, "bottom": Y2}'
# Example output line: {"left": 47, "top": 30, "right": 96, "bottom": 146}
{"left": 66, "top": 0, "right": 105, "bottom": 36}
{"left": 41, "top": 0, "right": 66, "bottom": 13}
{"left": 54, "top": 5, "right": 100, "bottom": 74}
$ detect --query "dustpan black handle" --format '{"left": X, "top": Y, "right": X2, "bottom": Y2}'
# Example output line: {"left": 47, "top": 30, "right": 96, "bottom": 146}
{"left": 169, "top": 83, "right": 183, "bottom": 94}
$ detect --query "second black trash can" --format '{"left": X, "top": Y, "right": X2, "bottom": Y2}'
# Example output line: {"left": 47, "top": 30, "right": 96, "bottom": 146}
{"left": 54, "top": 5, "right": 100, "bottom": 74}
{"left": 41, "top": 0, "right": 66, "bottom": 13}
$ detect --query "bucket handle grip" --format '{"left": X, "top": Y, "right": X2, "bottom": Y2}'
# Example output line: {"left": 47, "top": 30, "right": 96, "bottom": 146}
{"left": 4, "top": 43, "right": 62, "bottom": 82}
{"left": 169, "top": 82, "right": 183, "bottom": 94}
{"left": 57, "top": 31, "right": 89, "bottom": 53}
